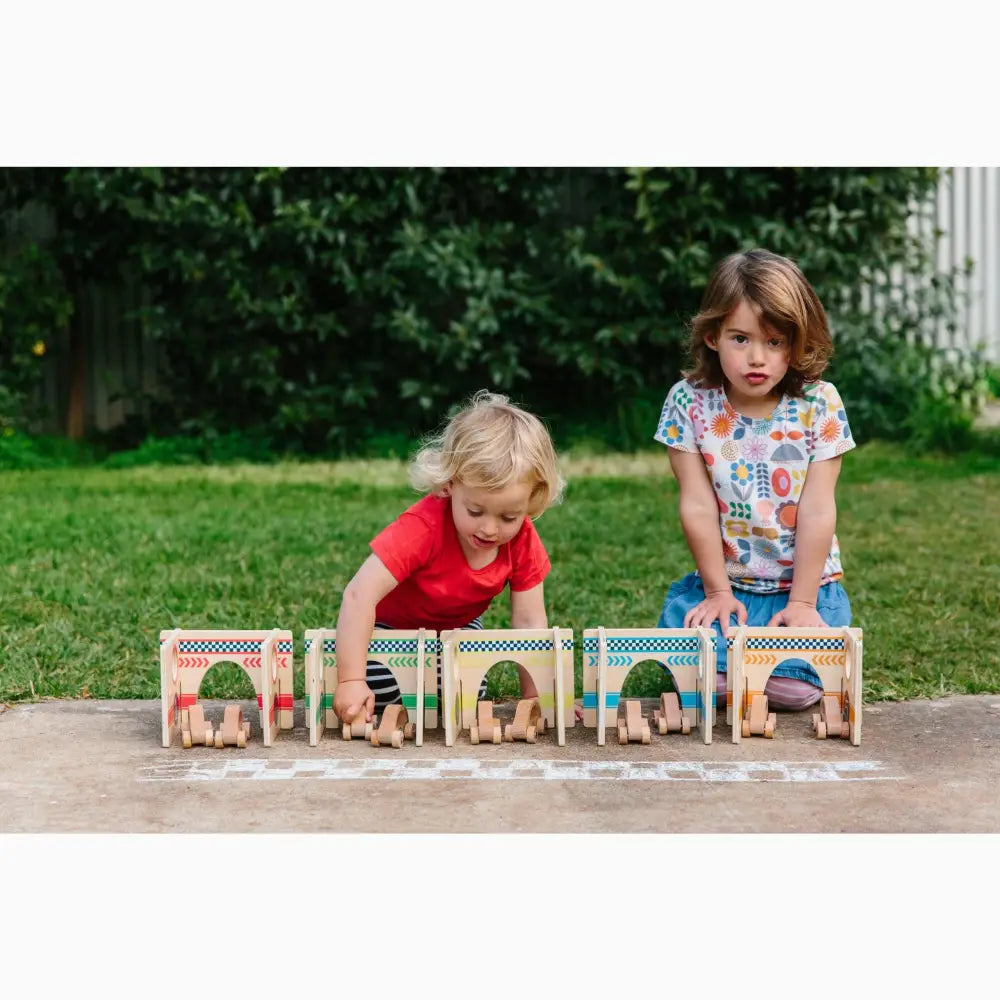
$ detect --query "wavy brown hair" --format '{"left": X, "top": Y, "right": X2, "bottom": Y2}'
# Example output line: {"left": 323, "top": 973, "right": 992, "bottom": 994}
{"left": 684, "top": 248, "right": 833, "bottom": 398}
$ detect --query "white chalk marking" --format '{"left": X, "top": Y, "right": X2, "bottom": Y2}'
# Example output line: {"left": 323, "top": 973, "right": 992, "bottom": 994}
{"left": 138, "top": 758, "right": 904, "bottom": 783}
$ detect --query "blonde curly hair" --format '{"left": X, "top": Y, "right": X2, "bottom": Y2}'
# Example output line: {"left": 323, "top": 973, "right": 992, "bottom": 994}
{"left": 410, "top": 390, "right": 565, "bottom": 518}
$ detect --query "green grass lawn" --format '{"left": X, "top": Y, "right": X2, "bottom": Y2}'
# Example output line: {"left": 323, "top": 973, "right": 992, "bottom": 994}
{"left": 1, "top": 443, "right": 998, "bottom": 705}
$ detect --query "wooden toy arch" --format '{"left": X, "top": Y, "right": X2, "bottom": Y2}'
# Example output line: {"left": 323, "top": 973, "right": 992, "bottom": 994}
{"left": 303, "top": 629, "right": 437, "bottom": 747}
{"left": 582, "top": 627, "right": 716, "bottom": 745}
{"left": 441, "top": 628, "right": 574, "bottom": 747}
{"left": 159, "top": 628, "right": 293, "bottom": 748}
{"left": 727, "top": 626, "right": 863, "bottom": 745}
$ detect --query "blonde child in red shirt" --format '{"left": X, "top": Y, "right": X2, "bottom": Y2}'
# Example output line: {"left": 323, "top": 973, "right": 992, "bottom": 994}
{"left": 333, "top": 390, "right": 566, "bottom": 727}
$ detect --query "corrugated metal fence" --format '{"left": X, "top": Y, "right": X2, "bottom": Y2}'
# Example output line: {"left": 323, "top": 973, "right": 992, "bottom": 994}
{"left": 934, "top": 166, "right": 999, "bottom": 361}
{"left": 19, "top": 169, "right": 1000, "bottom": 435}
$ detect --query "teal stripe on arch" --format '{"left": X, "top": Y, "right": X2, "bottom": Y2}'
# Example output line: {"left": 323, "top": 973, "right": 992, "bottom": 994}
{"left": 582, "top": 692, "right": 621, "bottom": 709}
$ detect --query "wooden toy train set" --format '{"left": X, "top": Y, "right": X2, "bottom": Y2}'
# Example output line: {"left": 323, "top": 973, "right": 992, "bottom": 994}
{"left": 159, "top": 626, "right": 863, "bottom": 750}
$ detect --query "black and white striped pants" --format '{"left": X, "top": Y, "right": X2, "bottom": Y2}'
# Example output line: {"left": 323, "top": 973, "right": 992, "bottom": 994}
{"left": 366, "top": 618, "right": 489, "bottom": 712}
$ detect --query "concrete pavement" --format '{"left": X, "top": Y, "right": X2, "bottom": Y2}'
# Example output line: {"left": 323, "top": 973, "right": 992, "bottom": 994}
{"left": 1, "top": 695, "right": 998, "bottom": 832}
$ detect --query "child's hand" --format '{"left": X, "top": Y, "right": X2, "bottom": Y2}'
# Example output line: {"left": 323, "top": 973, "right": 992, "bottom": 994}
{"left": 767, "top": 601, "right": 826, "bottom": 628}
{"left": 683, "top": 591, "right": 747, "bottom": 638}
{"left": 333, "top": 679, "right": 374, "bottom": 725}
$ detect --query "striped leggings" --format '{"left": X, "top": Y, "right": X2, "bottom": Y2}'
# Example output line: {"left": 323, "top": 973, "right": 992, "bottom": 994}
{"left": 715, "top": 671, "right": 823, "bottom": 712}
{"left": 366, "top": 618, "right": 489, "bottom": 713}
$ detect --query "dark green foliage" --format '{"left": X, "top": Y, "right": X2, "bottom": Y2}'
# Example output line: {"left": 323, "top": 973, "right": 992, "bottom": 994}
{"left": 0, "top": 167, "right": 986, "bottom": 452}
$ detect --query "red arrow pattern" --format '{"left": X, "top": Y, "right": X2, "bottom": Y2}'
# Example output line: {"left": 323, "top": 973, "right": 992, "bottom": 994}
{"left": 245, "top": 656, "right": 262, "bottom": 670}
{"left": 178, "top": 656, "right": 209, "bottom": 669}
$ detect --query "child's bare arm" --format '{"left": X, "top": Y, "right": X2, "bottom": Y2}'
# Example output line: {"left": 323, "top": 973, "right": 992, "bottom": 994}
{"left": 510, "top": 582, "right": 547, "bottom": 630}
{"left": 669, "top": 449, "right": 747, "bottom": 635}
{"left": 510, "top": 582, "right": 546, "bottom": 699}
{"left": 767, "top": 456, "right": 841, "bottom": 628}
{"left": 333, "top": 554, "right": 399, "bottom": 723}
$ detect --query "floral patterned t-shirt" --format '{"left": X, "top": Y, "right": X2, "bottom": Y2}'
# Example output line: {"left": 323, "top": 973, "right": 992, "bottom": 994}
{"left": 654, "top": 379, "right": 856, "bottom": 595}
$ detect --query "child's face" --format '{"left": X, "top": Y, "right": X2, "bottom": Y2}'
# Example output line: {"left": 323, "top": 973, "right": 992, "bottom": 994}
{"left": 706, "top": 299, "right": 791, "bottom": 413}
{"left": 447, "top": 479, "right": 534, "bottom": 561}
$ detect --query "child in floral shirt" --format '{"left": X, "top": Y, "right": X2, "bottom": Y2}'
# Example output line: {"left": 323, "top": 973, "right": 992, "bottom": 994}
{"left": 655, "top": 248, "right": 856, "bottom": 710}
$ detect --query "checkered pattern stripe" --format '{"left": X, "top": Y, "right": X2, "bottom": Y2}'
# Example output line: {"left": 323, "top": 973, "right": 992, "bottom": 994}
{"left": 277, "top": 640, "right": 292, "bottom": 654}
{"left": 177, "top": 640, "right": 261, "bottom": 653}
{"left": 456, "top": 639, "right": 573, "bottom": 653}
{"left": 582, "top": 636, "right": 699, "bottom": 653}
{"left": 306, "top": 637, "right": 442, "bottom": 655}
{"left": 747, "top": 638, "right": 845, "bottom": 651}
{"left": 369, "top": 639, "right": 424, "bottom": 654}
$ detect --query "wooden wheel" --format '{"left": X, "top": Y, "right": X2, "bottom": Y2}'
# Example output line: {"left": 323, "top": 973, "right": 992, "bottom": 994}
{"left": 816, "top": 720, "right": 827, "bottom": 739}
{"left": 391, "top": 731, "right": 403, "bottom": 749}
{"left": 237, "top": 730, "right": 246, "bottom": 748}
{"left": 618, "top": 724, "right": 627, "bottom": 745}
{"left": 182, "top": 730, "right": 192, "bottom": 749}
{"left": 404, "top": 723, "right": 415, "bottom": 740}
{"left": 470, "top": 725, "right": 480, "bottom": 745}
{"left": 841, "top": 722, "right": 851, "bottom": 739}
{"left": 214, "top": 731, "right": 224, "bottom": 748}
{"left": 641, "top": 728, "right": 650, "bottom": 745}
{"left": 657, "top": 717, "right": 667, "bottom": 735}
{"left": 682, "top": 719, "right": 691, "bottom": 735}
{"left": 742, "top": 720, "right": 750, "bottom": 738}
{"left": 526, "top": 726, "right": 536, "bottom": 744}
{"left": 491, "top": 726, "right": 502, "bottom": 744}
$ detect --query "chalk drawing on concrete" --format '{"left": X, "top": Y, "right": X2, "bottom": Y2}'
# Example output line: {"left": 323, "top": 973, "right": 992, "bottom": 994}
{"left": 137, "top": 757, "right": 904, "bottom": 783}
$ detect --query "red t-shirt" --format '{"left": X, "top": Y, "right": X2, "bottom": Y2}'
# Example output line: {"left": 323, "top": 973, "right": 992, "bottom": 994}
{"left": 370, "top": 494, "right": 551, "bottom": 630}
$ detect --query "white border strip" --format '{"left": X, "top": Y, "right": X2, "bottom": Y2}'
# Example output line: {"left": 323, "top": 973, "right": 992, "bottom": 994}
{"left": 137, "top": 757, "right": 903, "bottom": 783}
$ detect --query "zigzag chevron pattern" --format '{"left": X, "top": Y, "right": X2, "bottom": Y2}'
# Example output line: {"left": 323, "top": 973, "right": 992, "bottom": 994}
{"left": 598, "top": 653, "right": 700, "bottom": 667}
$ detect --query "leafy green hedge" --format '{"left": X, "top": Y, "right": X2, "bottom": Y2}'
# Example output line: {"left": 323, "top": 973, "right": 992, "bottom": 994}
{"left": 0, "top": 167, "right": 988, "bottom": 457}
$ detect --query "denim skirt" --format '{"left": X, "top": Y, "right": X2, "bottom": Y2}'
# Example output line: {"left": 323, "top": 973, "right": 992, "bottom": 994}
{"left": 656, "top": 571, "right": 852, "bottom": 686}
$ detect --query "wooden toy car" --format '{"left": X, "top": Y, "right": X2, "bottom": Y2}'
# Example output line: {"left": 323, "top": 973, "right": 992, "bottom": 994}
{"left": 504, "top": 697, "right": 547, "bottom": 743}
{"left": 741, "top": 693, "right": 776, "bottom": 739}
{"left": 617, "top": 699, "right": 650, "bottom": 745}
{"left": 214, "top": 705, "right": 251, "bottom": 748}
{"left": 182, "top": 704, "right": 215, "bottom": 749}
{"left": 342, "top": 715, "right": 374, "bottom": 741}
{"left": 650, "top": 691, "right": 691, "bottom": 735}
{"left": 812, "top": 695, "right": 850, "bottom": 739}
{"left": 469, "top": 700, "right": 502, "bottom": 745}
{"left": 370, "top": 704, "right": 415, "bottom": 749}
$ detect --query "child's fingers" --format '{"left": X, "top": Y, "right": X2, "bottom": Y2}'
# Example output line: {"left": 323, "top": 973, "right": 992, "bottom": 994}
{"left": 343, "top": 698, "right": 372, "bottom": 724}
{"left": 765, "top": 609, "right": 784, "bottom": 627}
